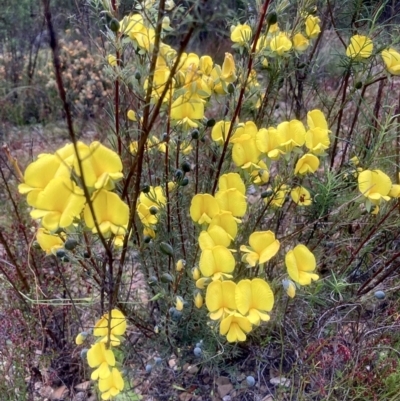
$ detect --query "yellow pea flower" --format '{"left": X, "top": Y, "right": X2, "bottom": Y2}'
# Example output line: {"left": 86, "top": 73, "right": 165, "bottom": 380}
{"left": 87, "top": 342, "right": 115, "bottom": 380}
{"left": 190, "top": 194, "right": 220, "bottom": 224}
{"left": 220, "top": 312, "right": 253, "bottom": 342}
{"left": 198, "top": 226, "right": 232, "bottom": 250}
{"left": 107, "top": 54, "right": 117, "bottom": 67}
{"left": 240, "top": 231, "right": 280, "bottom": 267}
{"left": 256, "top": 127, "right": 284, "bottom": 160}
{"left": 218, "top": 172, "right": 246, "bottom": 195}
{"left": 30, "top": 177, "right": 86, "bottom": 231}
{"left": 75, "top": 332, "right": 87, "bottom": 345}
{"left": 98, "top": 367, "right": 124, "bottom": 400}
{"left": 127, "top": 109, "right": 137, "bottom": 121}
{"left": 209, "top": 211, "right": 238, "bottom": 240}
{"left": 221, "top": 52, "right": 237, "bottom": 83}
{"left": 93, "top": 309, "right": 127, "bottom": 347}
{"left": 205, "top": 280, "right": 237, "bottom": 320}
{"left": 170, "top": 94, "right": 204, "bottom": 128}
{"left": 192, "top": 267, "right": 201, "bottom": 281}
{"left": 294, "top": 153, "right": 320, "bottom": 175}
{"left": 176, "top": 259, "right": 185, "bottom": 272}
{"left": 276, "top": 119, "right": 306, "bottom": 152}
{"left": 305, "top": 15, "right": 321, "bottom": 39}
{"left": 175, "top": 296, "right": 184, "bottom": 311}
{"left": 215, "top": 189, "right": 247, "bottom": 217}
{"left": 293, "top": 33, "right": 309, "bottom": 52}
{"left": 305, "top": 109, "right": 331, "bottom": 154}
{"left": 270, "top": 32, "right": 292, "bottom": 55}
{"left": 381, "top": 48, "right": 400, "bottom": 76}
{"left": 199, "top": 246, "right": 235, "bottom": 280}
{"left": 358, "top": 169, "right": 392, "bottom": 205}
{"left": 286, "top": 244, "right": 319, "bottom": 285}
{"left": 84, "top": 190, "right": 129, "bottom": 237}
{"left": 346, "top": 35, "right": 373, "bottom": 59}
{"left": 36, "top": 228, "right": 65, "bottom": 255}
{"left": 211, "top": 121, "right": 231, "bottom": 145}
{"left": 235, "top": 278, "right": 274, "bottom": 325}
{"left": 291, "top": 186, "right": 312, "bottom": 206}
{"left": 230, "top": 23, "right": 252, "bottom": 45}
{"left": 264, "top": 184, "right": 289, "bottom": 208}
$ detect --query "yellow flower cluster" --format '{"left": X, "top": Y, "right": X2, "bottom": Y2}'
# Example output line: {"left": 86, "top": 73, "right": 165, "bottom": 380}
{"left": 346, "top": 34, "right": 400, "bottom": 76}
{"left": 76, "top": 309, "right": 126, "bottom": 400}
{"left": 189, "top": 170, "right": 319, "bottom": 341}
{"left": 18, "top": 142, "right": 129, "bottom": 253}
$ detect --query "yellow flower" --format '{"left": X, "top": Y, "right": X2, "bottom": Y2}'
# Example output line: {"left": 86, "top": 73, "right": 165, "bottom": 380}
{"left": 293, "top": 33, "right": 309, "bottom": 52}
{"left": 358, "top": 169, "right": 392, "bottom": 205}
{"left": 218, "top": 172, "right": 246, "bottom": 194}
{"left": 211, "top": 121, "right": 231, "bottom": 145}
{"left": 74, "top": 141, "right": 123, "bottom": 190}
{"left": 194, "top": 292, "right": 203, "bottom": 308}
{"left": 199, "top": 246, "right": 235, "bottom": 279}
{"left": 107, "top": 54, "right": 117, "bottom": 67}
{"left": 270, "top": 32, "right": 292, "bottom": 55}
{"left": 30, "top": 177, "right": 86, "bottom": 231}
{"left": 190, "top": 194, "right": 220, "bottom": 224}
{"left": 205, "top": 280, "right": 237, "bottom": 320}
{"left": 36, "top": 228, "right": 65, "bottom": 255}
{"left": 240, "top": 231, "right": 280, "bottom": 267}
{"left": 220, "top": 312, "right": 252, "bottom": 342}
{"left": 98, "top": 367, "right": 124, "bottom": 400}
{"left": 235, "top": 278, "right": 274, "bottom": 325}
{"left": 276, "top": 119, "right": 306, "bottom": 152}
{"left": 389, "top": 184, "right": 400, "bottom": 198}
{"left": 381, "top": 48, "right": 400, "bottom": 76}
{"left": 87, "top": 342, "right": 115, "bottom": 380}
{"left": 346, "top": 35, "right": 373, "bottom": 59}
{"left": 176, "top": 259, "right": 185, "bottom": 272}
{"left": 192, "top": 267, "right": 201, "bottom": 281}
{"left": 209, "top": 211, "right": 238, "bottom": 240}
{"left": 140, "top": 186, "right": 166, "bottom": 209}
{"left": 230, "top": 23, "right": 252, "bottom": 45}
{"left": 175, "top": 296, "right": 184, "bottom": 311}
{"left": 256, "top": 127, "right": 284, "bottom": 160}
{"left": 305, "top": 109, "right": 331, "bottom": 154}
{"left": 221, "top": 52, "right": 237, "bottom": 83}
{"left": 231, "top": 122, "right": 261, "bottom": 169}
{"left": 215, "top": 189, "right": 247, "bottom": 217}
{"left": 137, "top": 203, "right": 158, "bottom": 227}
{"left": 199, "top": 55, "right": 213, "bottom": 75}
{"left": 286, "top": 245, "right": 319, "bottom": 285}
{"left": 127, "top": 109, "right": 137, "bottom": 121}
{"left": 291, "top": 186, "right": 312, "bottom": 206}
{"left": 199, "top": 226, "right": 232, "bottom": 250}
{"left": 251, "top": 160, "right": 270, "bottom": 185}
{"left": 282, "top": 279, "right": 296, "bottom": 298}
{"left": 93, "top": 309, "right": 127, "bottom": 347}
{"left": 84, "top": 190, "right": 129, "bottom": 238}
{"left": 263, "top": 184, "right": 289, "bottom": 208}
{"left": 170, "top": 94, "right": 204, "bottom": 127}
{"left": 75, "top": 332, "right": 87, "bottom": 345}
{"left": 294, "top": 153, "right": 320, "bottom": 175}
{"left": 305, "top": 15, "right": 321, "bottom": 39}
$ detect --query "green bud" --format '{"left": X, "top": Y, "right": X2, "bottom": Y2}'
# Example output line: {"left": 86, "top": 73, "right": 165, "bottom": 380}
{"left": 160, "top": 242, "right": 174, "bottom": 256}
{"left": 142, "top": 184, "right": 150, "bottom": 193}
{"left": 161, "top": 273, "right": 174, "bottom": 283}
{"left": 355, "top": 81, "right": 363, "bottom": 89}
{"left": 180, "top": 177, "right": 189, "bottom": 187}
{"left": 64, "top": 239, "right": 78, "bottom": 251}
{"left": 181, "top": 160, "right": 191, "bottom": 173}
{"left": 175, "top": 169, "right": 184, "bottom": 180}
{"left": 267, "top": 11, "right": 278, "bottom": 26}
{"left": 149, "top": 206, "right": 158, "bottom": 215}
{"left": 109, "top": 18, "right": 120, "bottom": 33}
{"left": 135, "top": 71, "right": 141, "bottom": 80}
{"left": 261, "top": 189, "right": 274, "bottom": 198}
{"left": 143, "top": 235, "right": 152, "bottom": 244}
{"left": 206, "top": 118, "right": 216, "bottom": 128}
{"left": 191, "top": 129, "right": 199, "bottom": 139}
{"left": 148, "top": 276, "right": 158, "bottom": 286}
{"left": 56, "top": 249, "right": 66, "bottom": 259}
{"left": 227, "top": 83, "right": 235, "bottom": 94}
{"left": 162, "top": 133, "right": 169, "bottom": 142}
{"left": 83, "top": 251, "right": 90, "bottom": 258}
{"left": 32, "top": 241, "right": 41, "bottom": 250}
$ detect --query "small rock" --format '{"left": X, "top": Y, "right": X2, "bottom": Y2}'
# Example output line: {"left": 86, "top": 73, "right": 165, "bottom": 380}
{"left": 216, "top": 376, "right": 231, "bottom": 385}
{"left": 74, "top": 381, "right": 90, "bottom": 391}
{"left": 270, "top": 376, "right": 290, "bottom": 387}
{"left": 186, "top": 365, "right": 199, "bottom": 375}
{"left": 179, "top": 392, "right": 193, "bottom": 401}
{"left": 222, "top": 396, "right": 231, "bottom": 401}
{"left": 217, "top": 383, "right": 233, "bottom": 398}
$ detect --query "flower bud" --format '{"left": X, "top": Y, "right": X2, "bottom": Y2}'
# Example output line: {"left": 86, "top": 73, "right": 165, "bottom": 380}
{"left": 267, "top": 11, "right": 278, "bottom": 26}
{"left": 192, "top": 267, "right": 200, "bottom": 280}
{"left": 191, "top": 129, "right": 200, "bottom": 139}
{"left": 135, "top": 71, "right": 141, "bottom": 80}
{"left": 149, "top": 206, "right": 158, "bottom": 215}
{"left": 180, "top": 177, "right": 189, "bottom": 187}
{"left": 109, "top": 18, "right": 120, "bottom": 33}
{"left": 194, "top": 292, "right": 203, "bottom": 308}
{"left": 181, "top": 160, "right": 191, "bottom": 173}
{"left": 160, "top": 242, "right": 174, "bottom": 256}
{"left": 64, "top": 239, "right": 78, "bottom": 251}
{"left": 176, "top": 259, "right": 185, "bottom": 272}
{"left": 206, "top": 118, "right": 216, "bottom": 128}
{"left": 161, "top": 273, "right": 174, "bottom": 283}
{"left": 261, "top": 189, "right": 274, "bottom": 198}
